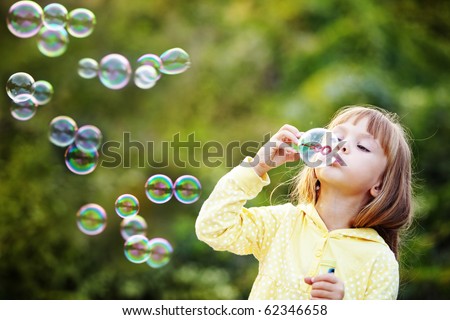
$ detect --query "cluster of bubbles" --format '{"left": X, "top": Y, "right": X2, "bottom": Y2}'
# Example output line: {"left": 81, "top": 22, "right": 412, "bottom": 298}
{"left": 76, "top": 173, "right": 201, "bottom": 267}
{"left": 293, "top": 128, "right": 340, "bottom": 168}
{"left": 7, "top": 2, "right": 196, "bottom": 272}
{"left": 145, "top": 174, "right": 202, "bottom": 204}
{"left": 6, "top": 72, "right": 54, "bottom": 121}
{"left": 78, "top": 48, "right": 191, "bottom": 90}
{"left": 7, "top": 1, "right": 96, "bottom": 57}
{"left": 116, "top": 173, "right": 201, "bottom": 266}
{"left": 48, "top": 116, "right": 102, "bottom": 175}
{"left": 114, "top": 194, "right": 174, "bottom": 267}
{"left": 124, "top": 236, "right": 173, "bottom": 267}
{"left": 75, "top": 192, "right": 174, "bottom": 268}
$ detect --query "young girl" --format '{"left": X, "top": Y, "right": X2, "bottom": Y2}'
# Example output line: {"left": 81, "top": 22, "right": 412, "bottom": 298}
{"left": 196, "top": 105, "right": 413, "bottom": 300}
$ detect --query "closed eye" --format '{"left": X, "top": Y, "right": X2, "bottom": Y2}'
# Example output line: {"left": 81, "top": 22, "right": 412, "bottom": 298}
{"left": 357, "top": 145, "right": 370, "bottom": 152}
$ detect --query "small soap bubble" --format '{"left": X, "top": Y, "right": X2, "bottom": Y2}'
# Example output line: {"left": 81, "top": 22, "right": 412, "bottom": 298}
{"left": 67, "top": 8, "right": 96, "bottom": 38}
{"left": 10, "top": 94, "right": 38, "bottom": 121}
{"left": 137, "top": 54, "right": 162, "bottom": 80}
{"left": 49, "top": 116, "right": 78, "bottom": 147}
{"left": 78, "top": 58, "right": 98, "bottom": 79}
{"left": 6, "top": 72, "right": 35, "bottom": 101}
{"left": 76, "top": 203, "right": 107, "bottom": 236}
{"left": 98, "top": 54, "right": 132, "bottom": 90}
{"left": 159, "top": 48, "right": 191, "bottom": 75}
{"left": 64, "top": 144, "right": 98, "bottom": 175}
{"left": 147, "top": 238, "right": 173, "bottom": 269}
{"left": 7, "top": 1, "right": 43, "bottom": 38}
{"left": 43, "top": 3, "right": 68, "bottom": 30}
{"left": 120, "top": 215, "right": 147, "bottom": 240}
{"left": 31, "top": 80, "right": 53, "bottom": 105}
{"left": 173, "top": 175, "right": 202, "bottom": 204}
{"left": 74, "top": 125, "right": 102, "bottom": 152}
{"left": 124, "top": 235, "right": 150, "bottom": 264}
{"left": 295, "top": 128, "right": 340, "bottom": 168}
{"left": 37, "top": 26, "right": 69, "bottom": 57}
{"left": 115, "top": 194, "right": 140, "bottom": 219}
{"left": 134, "top": 65, "right": 158, "bottom": 89}
{"left": 145, "top": 174, "right": 173, "bottom": 204}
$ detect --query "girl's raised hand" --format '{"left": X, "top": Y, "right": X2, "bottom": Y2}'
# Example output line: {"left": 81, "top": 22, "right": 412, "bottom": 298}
{"left": 253, "top": 124, "right": 302, "bottom": 177}
{"left": 304, "top": 274, "right": 345, "bottom": 300}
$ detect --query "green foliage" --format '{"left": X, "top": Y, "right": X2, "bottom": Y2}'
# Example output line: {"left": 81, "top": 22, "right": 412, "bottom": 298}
{"left": 0, "top": 0, "right": 449, "bottom": 299}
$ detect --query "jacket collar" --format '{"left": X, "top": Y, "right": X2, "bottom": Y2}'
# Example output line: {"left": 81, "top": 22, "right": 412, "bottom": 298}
{"left": 299, "top": 202, "right": 386, "bottom": 244}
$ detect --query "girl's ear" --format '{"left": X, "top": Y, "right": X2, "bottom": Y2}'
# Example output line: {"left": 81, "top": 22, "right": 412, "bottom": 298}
{"left": 370, "top": 184, "right": 382, "bottom": 197}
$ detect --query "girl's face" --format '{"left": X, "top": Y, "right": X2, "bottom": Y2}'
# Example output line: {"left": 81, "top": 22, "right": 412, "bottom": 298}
{"left": 316, "top": 117, "right": 387, "bottom": 197}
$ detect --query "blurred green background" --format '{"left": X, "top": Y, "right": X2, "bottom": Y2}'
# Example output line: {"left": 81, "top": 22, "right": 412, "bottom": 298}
{"left": 0, "top": 0, "right": 449, "bottom": 299}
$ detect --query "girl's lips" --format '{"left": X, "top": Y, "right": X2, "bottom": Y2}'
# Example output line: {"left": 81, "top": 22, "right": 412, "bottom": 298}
{"left": 332, "top": 156, "right": 345, "bottom": 166}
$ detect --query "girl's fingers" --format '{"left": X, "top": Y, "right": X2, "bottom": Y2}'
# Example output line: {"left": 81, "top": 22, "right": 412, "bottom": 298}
{"left": 311, "top": 274, "right": 338, "bottom": 284}
{"left": 311, "top": 281, "right": 335, "bottom": 292}
{"left": 307, "top": 275, "right": 345, "bottom": 300}
{"left": 286, "top": 151, "right": 301, "bottom": 163}
{"left": 310, "top": 289, "right": 333, "bottom": 300}
{"left": 280, "top": 124, "right": 302, "bottom": 138}
{"left": 272, "top": 139, "right": 296, "bottom": 154}
{"left": 273, "top": 129, "right": 299, "bottom": 145}
{"left": 254, "top": 124, "right": 302, "bottom": 170}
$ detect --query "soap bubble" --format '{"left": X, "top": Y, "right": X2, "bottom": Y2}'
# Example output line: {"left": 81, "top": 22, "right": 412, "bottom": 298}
{"left": 7, "top": 1, "right": 43, "bottom": 38}
{"left": 10, "top": 94, "right": 38, "bottom": 121}
{"left": 145, "top": 174, "right": 173, "bottom": 204}
{"left": 124, "top": 235, "right": 150, "bottom": 264}
{"left": 115, "top": 194, "right": 139, "bottom": 219}
{"left": 64, "top": 144, "right": 98, "bottom": 175}
{"left": 6, "top": 72, "right": 35, "bottom": 101}
{"left": 134, "top": 65, "right": 158, "bottom": 89}
{"left": 37, "top": 26, "right": 69, "bottom": 57}
{"left": 159, "top": 48, "right": 191, "bottom": 75}
{"left": 98, "top": 54, "right": 131, "bottom": 90}
{"left": 295, "top": 128, "right": 340, "bottom": 168}
{"left": 43, "top": 3, "right": 67, "bottom": 30}
{"left": 137, "top": 54, "right": 162, "bottom": 80}
{"left": 78, "top": 58, "right": 98, "bottom": 79}
{"left": 120, "top": 215, "right": 147, "bottom": 240}
{"left": 31, "top": 80, "right": 53, "bottom": 105}
{"left": 74, "top": 125, "right": 102, "bottom": 152}
{"left": 76, "top": 203, "right": 107, "bottom": 236}
{"left": 173, "top": 175, "right": 202, "bottom": 204}
{"left": 67, "top": 8, "right": 96, "bottom": 38}
{"left": 147, "top": 238, "right": 173, "bottom": 269}
{"left": 49, "top": 116, "right": 78, "bottom": 147}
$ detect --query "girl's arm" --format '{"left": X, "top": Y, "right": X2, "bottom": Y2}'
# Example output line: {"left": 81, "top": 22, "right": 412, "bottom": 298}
{"left": 195, "top": 157, "right": 291, "bottom": 260}
{"left": 364, "top": 253, "right": 399, "bottom": 299}
{"left": 196, "top": 124, "right": 301, "bottom": 260}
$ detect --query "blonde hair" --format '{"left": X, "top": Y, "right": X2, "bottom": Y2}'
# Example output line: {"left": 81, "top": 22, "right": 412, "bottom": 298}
{"left": 292, "top": 105, "right": 413, "bottom": 257}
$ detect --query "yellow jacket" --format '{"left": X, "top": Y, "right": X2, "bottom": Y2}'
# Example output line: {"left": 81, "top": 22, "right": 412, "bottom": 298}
{"left": 196, "top": 160, "right": 399, "bottom": 300}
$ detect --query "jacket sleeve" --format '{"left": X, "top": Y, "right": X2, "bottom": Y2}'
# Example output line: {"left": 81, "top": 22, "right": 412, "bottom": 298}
{"left": 364, "top": 251, "right": 399, "bottom": 299}
{"left": 195, "top": 158, "right": 289, "bottom": 261}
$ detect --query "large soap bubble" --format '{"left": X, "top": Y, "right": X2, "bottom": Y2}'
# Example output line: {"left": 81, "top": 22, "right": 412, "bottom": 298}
{"left": 37, "top": 26, "right": 69, "bottom": 57}
{"left": 43, "top": 3, "right": 68, "bottom": 30}
{"left": 159, "top": 48, "right": 191, "bottom": 75}
{"left": 49, "top": 116, "right": 78, "bottom": 147}
{"left": 294, "top": 128, "right": 340, "bottom": 168}
{"left": 76, "top": 203, "right": 107, "bottom": 236}
{"left": 67, "top": 8, "right": 96, "bottom": 38}
{"left": 6, "top": 72, "right": 35, "bottom": 101}
{"left": 98, "top": 54, "right": 132, "bottom": 90}
{"left": 7, "top": 1, "right": 43, "bottom": 38}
